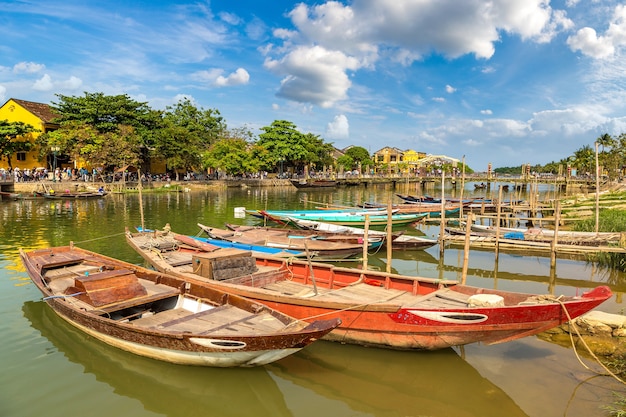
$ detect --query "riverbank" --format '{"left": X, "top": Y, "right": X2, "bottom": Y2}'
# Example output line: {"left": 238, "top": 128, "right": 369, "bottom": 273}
{"left": 541, "top": 311, "right": 626, "bottom": 361}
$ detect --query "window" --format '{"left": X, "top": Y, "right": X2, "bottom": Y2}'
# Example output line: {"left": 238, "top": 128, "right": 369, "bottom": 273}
{"left": 16, "top": 152, "right": 26, "bottom": 161}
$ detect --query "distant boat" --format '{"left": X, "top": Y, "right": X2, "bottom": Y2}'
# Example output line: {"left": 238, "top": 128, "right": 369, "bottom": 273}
{"left": 197, "top": 223, "right": 380, "bottom": 259}
{"left": 20, "top": 244, "right": 340, "bottom": 367}
{"left": 290, "top": 179, "right": 337, "bottom": 188}
{"left": 289, "top": 218, "right": 438, "bottom": 250}
{"left": 126, "top": 229, "right": 612, "bottom": 350}
{"left": 43, "top": 190, "right": 107, "bottom": 199}
{"left": 251, "top": 209, "right": 426, "bottom": 227}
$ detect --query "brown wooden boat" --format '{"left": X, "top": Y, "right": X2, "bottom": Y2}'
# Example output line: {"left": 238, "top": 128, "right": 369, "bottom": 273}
{"left": 126, "top": 228, "right": 612, "bottom": 350}
{"left": 20, "top": 244, "right": 340, "bottom": 367}
{"left": 197, "top": 223, "right": 381, "bottom": 259}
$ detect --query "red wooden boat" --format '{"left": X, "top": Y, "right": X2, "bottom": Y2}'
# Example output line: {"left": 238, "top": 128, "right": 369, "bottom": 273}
{"left": 126, "top": 229, "right": 612, "bottom": 350}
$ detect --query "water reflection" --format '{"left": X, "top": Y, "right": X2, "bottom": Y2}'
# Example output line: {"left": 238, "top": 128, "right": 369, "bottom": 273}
{"left": 23, "top": 301, "right": 292, "bottom": 417}
{"left": 269, "top": 341, "right": 529, "bottom": 417}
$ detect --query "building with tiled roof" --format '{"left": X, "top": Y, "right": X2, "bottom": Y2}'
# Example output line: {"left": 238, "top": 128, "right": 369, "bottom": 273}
{"left": 0, "top": 98, "right": 60, "bottom": 170}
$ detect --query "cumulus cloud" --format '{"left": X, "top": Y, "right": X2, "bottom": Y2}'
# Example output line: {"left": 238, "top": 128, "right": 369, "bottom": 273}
{"left": 265, "top": 45, "right": 359, "bottom": 107}
{"left": 0, "top": 85, "right": 5, "bottom": 102}
{"left": 215, "top": 68, "right": 250, "bottom": 87}
{"left": 481, "top": 109, "right": 493, "bottom": 115}
{"left": 567, "top": 4, "right": 626, "bottom": 58}
{"left": 13, "top": 61, "right": 45, "bottom": 73}
{"left": 32, "top": 74, "right": 53, "bottom": 91}
{"left": 445, "top": 85, "right": 456, "bottom": 93}
{"left": 266, "top": 0, "right": 570, "bottom": 108}
{"left": 58, "top": 76, "right": 83, "bottom": 90}
{"left": 326, "top": 114, "right": 350, "bottom": 139}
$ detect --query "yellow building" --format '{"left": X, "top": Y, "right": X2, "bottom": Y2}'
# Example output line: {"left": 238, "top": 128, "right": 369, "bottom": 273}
{"left": 0, "top": 98, "right": 59, "bottom": 170}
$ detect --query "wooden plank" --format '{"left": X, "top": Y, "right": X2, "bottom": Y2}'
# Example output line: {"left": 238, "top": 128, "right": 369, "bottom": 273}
{"left": 131, "top": 308, "right": 193, "bottom": 328}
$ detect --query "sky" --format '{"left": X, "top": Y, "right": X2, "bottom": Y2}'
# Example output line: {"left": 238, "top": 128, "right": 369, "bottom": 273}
{"left": 2, "top": 0, "right": 626, "bottom": 170}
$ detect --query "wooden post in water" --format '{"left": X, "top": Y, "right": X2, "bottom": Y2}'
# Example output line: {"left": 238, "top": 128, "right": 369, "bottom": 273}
{"left": 595, "top": 141, "right": 600, "bottom": 235}
{"left": 386, "top": 201, "right": 393, "bottom": 273}
{"left": 459, "top": 155, "right": 465, "bottom": 219}
{"left": 550, "top": 200, "right": 561, "bottom": 268}
{"left": 138, "top": 168, "right": 145, "bottom": 231}
{"left": 439, "top": 171, "right": 446, "bottom": 257}
{"left": 495, "top": 186, "right": 503, "bottom": 261}
{"left": 461, "top": 212, "right": 473, "bottom": 285}
{"left": 362, "top": 214, "right": 370, "bottom": 270}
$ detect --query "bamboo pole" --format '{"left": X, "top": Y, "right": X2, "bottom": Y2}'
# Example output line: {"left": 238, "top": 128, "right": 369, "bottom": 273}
{"left": 595, "top": 141, "right": 600, "bottom": 235}
{"left": 138, "top": 168, "right": 145, "bottom": 231}
{"left": 461, "top": 212, "right": 473, "bottom": 285}
{"left": 459, "top": 155, "right": 465, "bottom": 219}
{"left": 439, "top": 170, "right": 446, "bottom": 257}
{"left": 386, "top": 201, "right": 393, "bottom": 273}
{"left": 550, "top": 200, "right": 561, "bottom": 269}
{"left": 362, "top": 214, "right": 370, "bottom": 271}
{"left": 495, "top": 186, "right": 502, "bottom": 261}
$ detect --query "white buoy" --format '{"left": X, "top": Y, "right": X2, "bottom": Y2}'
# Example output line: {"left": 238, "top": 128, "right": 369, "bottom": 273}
{"left": 234, "top": 207, "right": 246, "bottom": 218}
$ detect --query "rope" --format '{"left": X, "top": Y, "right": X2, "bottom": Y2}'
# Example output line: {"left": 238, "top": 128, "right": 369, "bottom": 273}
{"left": 557, "top": 298, "right": 625, "bottom": 385}
{"left": 72, "top": 232, "right": 126, "bottom": 245}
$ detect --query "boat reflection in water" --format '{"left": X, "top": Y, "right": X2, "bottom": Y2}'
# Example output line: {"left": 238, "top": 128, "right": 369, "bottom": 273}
{"left": 22, "top": 301, "right": 292, "bottom": 417}
{"left": 268, "top": 339, "right": 530, "bottom": 417}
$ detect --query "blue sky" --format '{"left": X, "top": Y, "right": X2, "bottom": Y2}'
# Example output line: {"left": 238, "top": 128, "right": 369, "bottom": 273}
{"left": 2, "top": 0, "right": 626, "bottom": 169}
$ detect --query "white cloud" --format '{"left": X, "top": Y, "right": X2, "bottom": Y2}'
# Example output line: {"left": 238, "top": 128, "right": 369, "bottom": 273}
{"left": 481, "top": 109, "right": 493, "bottom": 115}
{"left": 326, "top": 114, "right": 350, "bottom": 139}
{"left": 58, "top": 76, "right": 83, "bottom": 90}
{"left": 266, "top": 0, "right": 570, "bottom": 109}
{"left": 0, "top": 85, "right": 5, "bottom": 102}
{"left": 265, "top": 45, "right": 359, "bottom": 107}
{"left": 32, "top": 74, "right": 53, "bottom": 91}
{"left": 13, "top": 62, "right": 45, "bottom": 73}
{"left": 567, "top": 4, "right": 626, "bottom": 59}
{"left": 432, "top": 97, "right": 445, "bottom": 102}
{"left": 445, "top": 85, "right": 456, "bottom": 93}
{"left": 215, "top": 68, "right": 250, "bottom": 87}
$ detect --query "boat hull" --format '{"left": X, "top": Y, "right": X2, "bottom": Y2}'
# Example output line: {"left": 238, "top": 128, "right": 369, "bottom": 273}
{"left": 126, "top": 232, "right": 611, "bottom": 350}
{"left": 20, "top": 246, "right": 340, "bottom": 367}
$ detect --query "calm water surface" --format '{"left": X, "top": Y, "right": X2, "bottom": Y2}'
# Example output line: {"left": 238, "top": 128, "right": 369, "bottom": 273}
{"left": 1, "top": 183, "right": 624, "bottom": 417}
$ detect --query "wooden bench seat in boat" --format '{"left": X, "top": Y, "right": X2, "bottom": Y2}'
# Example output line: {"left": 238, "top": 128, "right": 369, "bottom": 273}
{"left": 132, "top": 304, "right": 285, "bottom": 335}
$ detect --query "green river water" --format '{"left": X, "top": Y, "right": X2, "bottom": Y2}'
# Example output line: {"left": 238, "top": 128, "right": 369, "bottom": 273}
{"left": 1, "top": 182, "right": 624, "bottom": 417}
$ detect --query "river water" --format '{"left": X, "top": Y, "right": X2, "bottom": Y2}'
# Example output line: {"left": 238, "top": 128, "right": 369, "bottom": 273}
{"left": 1, "top": 182, "right": 624, "bottom": 417}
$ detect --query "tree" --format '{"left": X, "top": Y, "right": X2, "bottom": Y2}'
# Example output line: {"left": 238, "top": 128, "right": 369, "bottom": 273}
{"left": 344, "top": 146, "right": 372, "bottom": 168}
{"left": 156, "top": 99, "right": 225, "bottom": 179}
{"left": 203, "top": 130, "right": 260, "bottom": 177}
{"left": 0, "top": 120, "right": 39, "bottom": 170}
{"left": 50, "top": 92, "right": 162, "bottom": 169}
{"left": 572, "top": 145, "right": 595, "bottom": 175}
{"left": 257, "top": 120, "right": 308, "bottom": 172}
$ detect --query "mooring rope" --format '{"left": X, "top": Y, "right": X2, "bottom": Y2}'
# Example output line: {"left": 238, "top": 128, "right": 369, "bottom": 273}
{"left": 72, "top": 232, "right": 126, "bottom": 245}
{"left": 557, "top": 298, "right": 625, "bottom": 385}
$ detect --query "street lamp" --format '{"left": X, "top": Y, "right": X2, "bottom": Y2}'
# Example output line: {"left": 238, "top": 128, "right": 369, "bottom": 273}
{"left": 51, "top": 146, "right": 60, "bottom": 182}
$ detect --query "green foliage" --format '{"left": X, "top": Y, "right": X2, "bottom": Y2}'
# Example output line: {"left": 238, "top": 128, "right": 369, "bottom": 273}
{"left": 602, "top": 392, "right": 626, "bottom": 417}
{"left": 50, "top": 92, "right": 161, "bottom": 168}
{"left": 344, "top": 146, "right": 373, "bottom": 168}
{"left": 571, "top": 209, "right": 626, "bottom": 233}
{"left": 158, "top": 98, "right": 226, "bottom": 175}
{"left": 0, "top": 119, "right": 39, "bottom": 169}
{"left": 203, "top": 133, "right": 260, "bottom": 176}
{"left": 256, "top": 120, "right": 333, "bottom": 173}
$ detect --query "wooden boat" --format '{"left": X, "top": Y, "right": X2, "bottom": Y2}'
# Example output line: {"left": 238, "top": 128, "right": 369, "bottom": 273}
{"left": 19, "top": 244, "right": 340, "bottom": 367}
{"left": 288, "top": 218, "right": 438, "bottom": 250}
{"left": 126, "top": 229, "right": 612, "bottom": 350}
{"left": 290, "top": 179, "right": 337, "bottom": 188}
{"left": 197, "top": 223, "right": 382, "bottom": 259}
{"left": 253, "top": 209, "right": 426, "bottom": 227}
{"left": 136, "top": 226, "right": 306, "bottom": 258}
{"left": 43, "top": 190, "right": 108, "bottom": 199}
